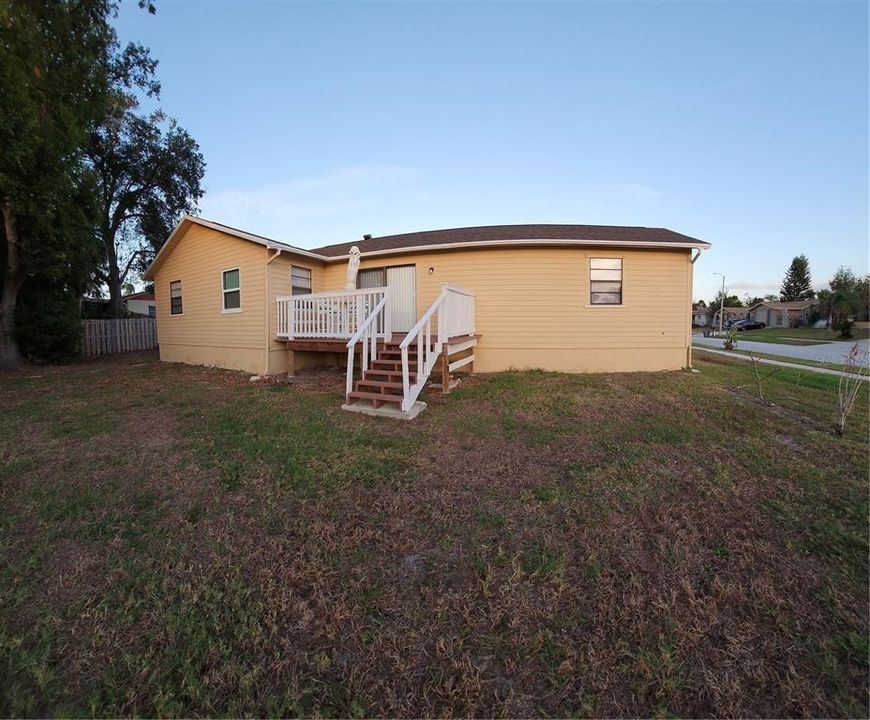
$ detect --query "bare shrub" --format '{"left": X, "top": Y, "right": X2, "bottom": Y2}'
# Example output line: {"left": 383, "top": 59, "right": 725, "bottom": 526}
{"left": 746, "top": 352, "right": 781, "bottom": 402}
{"left": 836, "top": 343, "right": 868, "bottom": 435}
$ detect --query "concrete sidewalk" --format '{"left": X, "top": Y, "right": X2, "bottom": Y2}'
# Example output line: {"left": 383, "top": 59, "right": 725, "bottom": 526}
{"left": 693, "top": 345, "right": 869, "bottom": 381}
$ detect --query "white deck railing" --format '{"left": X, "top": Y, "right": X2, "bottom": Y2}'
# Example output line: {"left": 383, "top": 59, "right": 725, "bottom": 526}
{"left": 276, "top": 287, "right": 388, "bottom": 339}
{"left": 439, "top": 283, "right": 476, "bottom": 338}
{"left": 399, "top": 283, "right": 475, "bottom": 412}
{"left": 345, "top": 294, "right": 392, "bottom": 399}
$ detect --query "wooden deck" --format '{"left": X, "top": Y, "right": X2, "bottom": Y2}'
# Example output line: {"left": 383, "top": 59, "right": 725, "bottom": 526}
{"left": 275, "top": 284, "right": 477, "bottom": 416}
{"left": 276, "top": 333, "right": 478, "bottom": 353}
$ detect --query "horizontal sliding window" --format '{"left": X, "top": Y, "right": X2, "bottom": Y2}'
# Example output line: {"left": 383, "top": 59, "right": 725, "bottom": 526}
{"left": 170, "top": 280, "right": 182, "bottom": 315}
{"left": 291, "top": 266, "right": 312, "bottom": 296}
{"left": 590, "top": 258, "right": 623, "bottom": 305}
{"left": 222, "top": 268, "right": 241, "bottom": 311}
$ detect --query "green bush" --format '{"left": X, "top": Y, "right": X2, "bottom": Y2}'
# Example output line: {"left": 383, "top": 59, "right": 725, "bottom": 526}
{"left": 15, "top": 282, "right": 82, "bottom": 363}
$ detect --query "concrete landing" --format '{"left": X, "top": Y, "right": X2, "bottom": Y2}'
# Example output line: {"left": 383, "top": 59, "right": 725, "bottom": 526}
{"left": 341, "top": 400, "right": 427, "bottom": 420}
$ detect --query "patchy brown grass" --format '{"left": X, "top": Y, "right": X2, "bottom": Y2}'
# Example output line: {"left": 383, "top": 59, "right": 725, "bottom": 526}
{"left": 0, "top": 351, "right": 867, "bottom": 717}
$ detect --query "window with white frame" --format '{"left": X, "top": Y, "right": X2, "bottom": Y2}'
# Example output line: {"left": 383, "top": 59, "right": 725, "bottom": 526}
{"left": 170, "top": 280, "right": 183, "bottom": 315}
{"left": 291, "top": 266, "right": 312, "bottom": 295}
{"left": 589, "top": 258, "right": 623, "bottom": 305}
{"left": 222, "top": 268, "right": 241, "bottom": 311}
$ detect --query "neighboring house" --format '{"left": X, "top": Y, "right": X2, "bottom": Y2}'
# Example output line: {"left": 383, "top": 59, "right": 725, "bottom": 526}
{"left": 81, "top": 296, "right": 116, "bottom": 319}
{"left": 692, "top": 305, "right": 711, "bottom": 326}
{"left": 124, "top": 291, "right": 157, "bottom": 318}
{"left": 747, "top": 299, "right": 817, "bottom": 328}
{"left": 711, "top": 306, "right": 750, "bottom": 328}
{"left": 144, "top": 216, "right": 710, "bottom": 414}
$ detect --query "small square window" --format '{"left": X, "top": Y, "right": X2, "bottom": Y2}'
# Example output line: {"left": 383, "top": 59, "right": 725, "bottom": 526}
{"left": 222, "top": 269, "right": 241, "bottom": 311}
{"left": 170, "top": 280, "right": 182, "bottom": 315}
{"left": 590, "top": 258, "right": 623, "bottom": 305}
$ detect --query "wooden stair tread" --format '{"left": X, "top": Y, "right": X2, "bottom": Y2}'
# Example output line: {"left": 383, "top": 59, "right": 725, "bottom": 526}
{"left": 372, "top": 360, "right": 402, "bottom": 368}
{"left": 356, "top": 379, "right": 404, "bottom": 390}
{"left": 347, "top": 391, "right": 402, "bottom": 404}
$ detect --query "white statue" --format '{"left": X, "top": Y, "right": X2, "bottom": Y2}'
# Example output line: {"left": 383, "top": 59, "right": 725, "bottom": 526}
{"left": 345, "top": 245, "right": 361, "bottom": 290}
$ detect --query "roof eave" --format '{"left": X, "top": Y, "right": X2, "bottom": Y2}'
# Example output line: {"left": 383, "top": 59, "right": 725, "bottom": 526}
{"left": 143, "top": 217, "right": 711, "bottom": 278}
{"left": 143, "top": 215, "right": 326, "bottom": 280}
{"left": 143, "top": 215, "right": 193, "bottom": 280}
{"left": 318, "top": 237, "right": 711, "bottom": 261}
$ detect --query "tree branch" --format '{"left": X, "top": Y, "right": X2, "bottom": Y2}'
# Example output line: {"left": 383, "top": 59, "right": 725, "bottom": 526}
{"left": 119, "top": 249, "right": 143, "bottom": 283}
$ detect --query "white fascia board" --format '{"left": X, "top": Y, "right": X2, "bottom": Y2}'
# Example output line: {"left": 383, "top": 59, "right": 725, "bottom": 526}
{"left": 143, "top": 214, "right": 194, "bottom": 279}
{"left": 264, "top": 241, "right": 326, "bottom": 261}
{"left": 186, "top": 216, "right": 324, "bottom": 261}
{"left": 146, "top": 217, "right": 711, "bottom": 277}
{"left": 319, "top": 237, "right": 711, "bottom": 262}
{"left": 143, "top": 215, "right": 327, "bottom": 279}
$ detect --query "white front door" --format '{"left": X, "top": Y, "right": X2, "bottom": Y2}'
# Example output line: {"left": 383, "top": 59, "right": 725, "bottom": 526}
{"left": 386, "top": 265, "right": 416, "bottom": 332}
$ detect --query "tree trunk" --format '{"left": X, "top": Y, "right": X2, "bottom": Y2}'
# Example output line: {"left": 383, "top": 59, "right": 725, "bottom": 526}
{"left": 104, "top": 224, "right": 122, "bottom": 316}
{"left": 0, "top": 201, "right": 26, "bottom": 368}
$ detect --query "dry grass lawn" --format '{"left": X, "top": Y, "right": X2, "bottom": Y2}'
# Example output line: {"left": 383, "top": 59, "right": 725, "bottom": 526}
{"left": 1, "top": 351, "right": 867, "bottom": 717}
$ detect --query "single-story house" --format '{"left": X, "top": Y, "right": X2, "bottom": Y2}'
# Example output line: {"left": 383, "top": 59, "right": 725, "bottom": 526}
{"left": 144, "top": 216, "right": 709, "bottom": 414}
{"left": 747, "top": 299, "right": 816, "bottom": 328}
{"left": 711, "top": 306, "right": 750, "bottom": 328}
{"left": 123, "top": 291, "right": 156, "bottom": 318}
{"left": 692, "top": 305, "right": 711, "bottom": 327}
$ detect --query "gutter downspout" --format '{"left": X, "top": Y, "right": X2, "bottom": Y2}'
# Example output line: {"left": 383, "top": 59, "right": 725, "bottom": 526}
{"left": 264, "top": 249, "right": 283, "bottom": 374}
{"left": 687, "top": 248, "right": 706, "bottom": 367}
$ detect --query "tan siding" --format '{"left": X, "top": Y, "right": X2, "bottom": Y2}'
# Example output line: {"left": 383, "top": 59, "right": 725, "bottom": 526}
{"left": 153, "top": 225, "right": 269, "bottom": 372}
{"left": 322, "top": 246, "right": 692, "bottom": 371}
{"left": 155, "top": 228, "right": 693, "bottom": 375}
{"left": 266, "top": 254, "right": 326, "bottom": 373}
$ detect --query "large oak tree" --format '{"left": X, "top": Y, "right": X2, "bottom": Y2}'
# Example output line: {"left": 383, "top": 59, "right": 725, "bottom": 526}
{"left": 0, "top": 0, "right": 116, "bottom": 367}
{"left": 1, "top": 0, "right": 204, "bottom": 365}
{"left": 88, "top": 97, "right": 204, "bottom": 315}
{"left": 0, "top": 0, "right": 162, "bottom": 367}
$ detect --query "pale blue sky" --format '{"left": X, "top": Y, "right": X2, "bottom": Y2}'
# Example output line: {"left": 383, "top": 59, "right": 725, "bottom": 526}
{"left": 117, "top": 0, "right": 868, "bottom": 301}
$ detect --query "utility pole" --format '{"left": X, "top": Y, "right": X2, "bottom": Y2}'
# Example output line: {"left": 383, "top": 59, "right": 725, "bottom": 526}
{"left": 713, "top": 272, "right": 726, "bottom": 334}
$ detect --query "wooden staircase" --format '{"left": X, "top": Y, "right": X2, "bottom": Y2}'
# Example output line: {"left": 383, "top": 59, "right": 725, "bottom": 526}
{"left": 346, "top": 339, "right": 418, "bottom": 409}
{"left": 345, "top": 334, "right": 478, "bottom": 411}
{"left": 343, "top": 283, "right": 477, "bottom": 418}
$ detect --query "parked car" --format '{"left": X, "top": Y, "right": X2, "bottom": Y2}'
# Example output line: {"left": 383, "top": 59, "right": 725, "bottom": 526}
{"left": 734, "top": 320, "right": 766, "bottom": 331}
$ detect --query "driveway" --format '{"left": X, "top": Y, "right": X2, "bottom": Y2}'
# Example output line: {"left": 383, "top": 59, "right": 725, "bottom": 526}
{"left": 693, "top": 335, "right": 870, "bottom": 366}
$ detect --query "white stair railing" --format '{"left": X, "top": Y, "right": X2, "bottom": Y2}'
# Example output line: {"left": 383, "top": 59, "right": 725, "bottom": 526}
{"left": 399, "top": 283, "right": 475, "bottom": 412}
{"left": 276, "top": 287, "right": 388, "bottom": 339}
{"left": 345, "top": 293, "right": 392, "bottom": 400}
{"left": 440, "top": 283, "right": 476, "bottom": 338}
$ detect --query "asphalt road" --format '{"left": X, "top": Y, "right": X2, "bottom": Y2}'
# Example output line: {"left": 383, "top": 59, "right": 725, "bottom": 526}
{"left": 692, "top": 335, "right": 870, "bottom": 367}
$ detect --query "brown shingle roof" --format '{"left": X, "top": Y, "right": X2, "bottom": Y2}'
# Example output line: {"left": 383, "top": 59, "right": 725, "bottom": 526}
{"left": 752, "top": 300, "right": 817, "bottom": 311}
{"left": 309, "top": 224, "right": 708, "bottom": 257}
{"left": 719, "top": 306, "right": 747, "bottom": 313}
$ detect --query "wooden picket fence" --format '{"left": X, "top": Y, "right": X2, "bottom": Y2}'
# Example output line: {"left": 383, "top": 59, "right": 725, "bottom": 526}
{"left": 82, "top": 318, "right": 157, "bottom": 356}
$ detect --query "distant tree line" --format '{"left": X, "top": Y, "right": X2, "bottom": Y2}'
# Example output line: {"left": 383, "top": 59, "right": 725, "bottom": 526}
{"left": 814, "top": 267, "right": 869, "bottom": 334}
{"left": 1, "top": 1, "right": 204, "bottom": 367}
{"left": 699, "top": 255, "right": 868, "bottom": 331}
